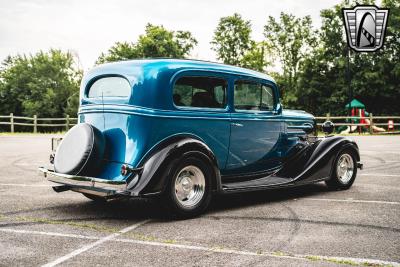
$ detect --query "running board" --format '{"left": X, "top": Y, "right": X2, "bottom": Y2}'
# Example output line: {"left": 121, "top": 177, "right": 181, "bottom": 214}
{"left": 221, "top": 176, "right": 294, "bottom": 193}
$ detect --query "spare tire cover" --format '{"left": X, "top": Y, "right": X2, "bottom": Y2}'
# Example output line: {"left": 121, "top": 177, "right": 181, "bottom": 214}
{"left": 54, "top": 123, "right": 105, "bottom": 176}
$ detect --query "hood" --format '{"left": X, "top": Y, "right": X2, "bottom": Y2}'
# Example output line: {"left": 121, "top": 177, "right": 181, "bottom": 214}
{"left": 282, "top": 109, "right": 315, "bottom": 120}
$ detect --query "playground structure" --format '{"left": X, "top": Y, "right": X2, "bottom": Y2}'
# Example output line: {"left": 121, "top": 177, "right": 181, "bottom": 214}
{"left": 339, "top": 99, "right": 386, "bottom": 134}
{"left": 313, "top": 114, "right": 399, "bottom": 135}
{"left": 311, "top": 99, "right": 399, "bottom": 135}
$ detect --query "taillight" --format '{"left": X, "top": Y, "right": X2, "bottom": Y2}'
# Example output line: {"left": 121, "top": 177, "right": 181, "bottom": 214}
{"left": 121, "top": 164, "right": 130, "bottom": 176}
{"left": 121, "top": 164, "right": 143, "bottom": 176}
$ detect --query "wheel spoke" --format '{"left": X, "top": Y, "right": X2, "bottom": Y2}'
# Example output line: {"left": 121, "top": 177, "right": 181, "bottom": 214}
{"left": 336, "top": 153, "right": 354, "bottom": 184}
{"left": 174, "top": 165, "right": 206, "bottom": 208}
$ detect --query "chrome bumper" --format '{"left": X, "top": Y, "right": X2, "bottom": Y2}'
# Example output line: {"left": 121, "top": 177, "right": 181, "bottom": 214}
{"left": 38, "top": 167, "right": 128, "bottom": 197}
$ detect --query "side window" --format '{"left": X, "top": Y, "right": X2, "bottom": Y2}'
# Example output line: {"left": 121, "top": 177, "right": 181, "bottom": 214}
{"left": 214, "top": 85, "right": 226, "bottom": 106}
{"left": 173, "top": 76, "right": 227, "bottom": 109}
{"left": 261, "top": 85, "right": 275, "bottom": 110}
{"left": 88, "top": 77, "right": 131, "bottom": 98}
{"left": 234, "top": 81, "right": 275, "bottom": 111}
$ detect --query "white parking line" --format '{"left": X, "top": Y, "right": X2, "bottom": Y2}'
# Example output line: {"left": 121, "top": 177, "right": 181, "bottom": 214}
{"left": 113, "top": 238, "right": 400, "bottom": 267}
{"left": 0, "top": 183, "right": 50, "bottom": 187}
{"left": 13, "top": 162, "right": 43, "bottom": 166}
{"left": 304, "top": 198, "right": 400, "bottom": 205}
{"left": 0, "top": 228, "right": 98, "bottom": 240}
{"left": 360, "top": 173, "right": 400, "bottom": 177}
{"left": 0, "top": 227, "right": 398, "bottom": 267}
{"left": 40, "top": 219, "right": 150, "bottom": 267}
{"left": 362, "top": 150, "right": 400, "bottom": 154}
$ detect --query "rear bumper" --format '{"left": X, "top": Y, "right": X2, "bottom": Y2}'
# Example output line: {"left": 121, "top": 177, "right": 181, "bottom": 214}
{"left": 357, "top": 162, "right": 363, "bottom": 170}
{"left": 38, "top": 167, "right": 128, "bottom": 197}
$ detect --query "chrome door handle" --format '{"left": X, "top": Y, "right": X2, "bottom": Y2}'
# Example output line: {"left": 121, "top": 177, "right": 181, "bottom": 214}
{"left": 231, "top": 123, "right": 243, "bottom": 127}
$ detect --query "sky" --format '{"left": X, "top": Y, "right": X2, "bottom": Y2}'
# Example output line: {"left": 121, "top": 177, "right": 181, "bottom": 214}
{"left": 0, "top": 0, "right": 341, "bottom": 70}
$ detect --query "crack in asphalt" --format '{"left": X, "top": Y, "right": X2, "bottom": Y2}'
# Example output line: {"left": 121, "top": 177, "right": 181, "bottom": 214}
{"left": 10, "top": 154, "right": 46, "bottom": 172}
{"left": 1, "top": 227, "right": 399, "bottom": 267}
{"left": 205, "top": 215, "right": 400, "bottom": 233}
{"left": 276, "top": 204, "right": 301, "bottom": 252}
{"left": 361, "top": 154, "right": 386, "bottom": 164}
{"left": 361, "top": 154, "right": 400, "bottom": 171}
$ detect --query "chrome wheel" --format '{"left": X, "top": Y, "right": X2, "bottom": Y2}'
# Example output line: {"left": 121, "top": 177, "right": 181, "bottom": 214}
{"left": 336, "top": 153, "right": 354, "bottom": 184}
{"left": 174, "top": 165, "right": 206, "bottom": 209}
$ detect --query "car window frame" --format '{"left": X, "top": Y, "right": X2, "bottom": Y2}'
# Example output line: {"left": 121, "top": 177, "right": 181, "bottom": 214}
{"left": 233, "top": 79, "right": 277, "bottom": 114}
{"left": 84, "top": 74, "right": 132, "bottom": 104}
{"left": 171, "top": 72, "right": 230, "bottom": 112}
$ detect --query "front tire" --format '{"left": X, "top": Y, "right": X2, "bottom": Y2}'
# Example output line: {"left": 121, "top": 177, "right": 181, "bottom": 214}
{"left": 163, "top": 154, "right": 213, "bottom": 218}
{"left": 325, "top": 149, "right": 357, "bottom": 190}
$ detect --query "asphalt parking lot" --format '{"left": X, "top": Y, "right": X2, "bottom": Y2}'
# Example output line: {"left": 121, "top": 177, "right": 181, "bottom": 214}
{"left": 0, "top": 135, "right": 399, "bottom": 267}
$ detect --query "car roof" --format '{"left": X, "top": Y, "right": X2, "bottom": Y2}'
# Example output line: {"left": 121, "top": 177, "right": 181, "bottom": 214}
{"left": 88, "top": 58, "right": 275, "bottom": 82}
{"left": 81, "top": 59, "right": 277, "bottom": 110}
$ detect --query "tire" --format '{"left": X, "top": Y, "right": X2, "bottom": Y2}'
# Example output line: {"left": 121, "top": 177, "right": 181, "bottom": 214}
{"left": 82, "top": 193, "right": 106, "bottom": 203}
{"left": 325, "top": 149, "right": 358, "bottom": 190}
{"left": 163, "top": 154, "right": 213, "bottom": 218}
{"left": 54, "top": 123, "right": 105, "bottom": 176}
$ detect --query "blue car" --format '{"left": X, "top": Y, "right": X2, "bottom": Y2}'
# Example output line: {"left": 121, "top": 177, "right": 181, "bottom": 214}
{"left": 39, "top": 59, "right": 362, "bottom": 217}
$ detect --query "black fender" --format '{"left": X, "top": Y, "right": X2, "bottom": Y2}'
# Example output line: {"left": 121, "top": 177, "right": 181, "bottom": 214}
{"left": 127, "top": 135, "right": 221, "bottom": 197}
{"left": 277, "top": 136, "right": 360, "bottom": 184}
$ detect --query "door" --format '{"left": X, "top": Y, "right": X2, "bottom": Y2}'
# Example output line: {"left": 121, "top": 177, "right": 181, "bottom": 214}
{"left": 171, "top": 74, "right": 231, "bottom": 169}
{"left": 226, "top": 80, "right": 283, "bottom": 175}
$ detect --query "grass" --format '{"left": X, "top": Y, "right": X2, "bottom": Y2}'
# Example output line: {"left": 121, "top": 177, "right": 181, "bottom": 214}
{"left": 316, "top": 131, "right": 399, "bottom": 137}
{"left": 14, "top": 216, "right": 117, "bottom": 233}
{"left": 272, "top": 251, "right": 290, "bottom": 257}
{"left": 0, "top": 214, "right": 395, "bottom": 266}
{"left": 7, "top": 215, "right": 180, "bottom": 245}
{"left": 1, "top": 130, "right": 398, "bottom": 137}
{"left": 303, "top": 255, "right": 394, "bottom": 267}
{"left": 0, "top": 132, "right": 65, "bottom": 136}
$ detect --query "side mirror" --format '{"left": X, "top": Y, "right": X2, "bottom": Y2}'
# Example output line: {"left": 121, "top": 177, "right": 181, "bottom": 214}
{"left": 322, "top": 121, "right": 334, "bottom": 135}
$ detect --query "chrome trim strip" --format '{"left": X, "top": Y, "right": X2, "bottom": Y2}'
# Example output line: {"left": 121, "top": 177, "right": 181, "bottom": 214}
{"left": 79, "top": 104, "right": 313, "bottom": 122}
{"left": 38, "top": 167, "right": 127, "bottom": 192}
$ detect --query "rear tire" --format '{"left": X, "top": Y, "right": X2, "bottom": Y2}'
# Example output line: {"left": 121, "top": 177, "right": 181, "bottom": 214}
{"left": 163, "top": 154, "right": 213, "bottom": 218}
{"left": 325, "top": 149, "right": 357, "bottom": 190}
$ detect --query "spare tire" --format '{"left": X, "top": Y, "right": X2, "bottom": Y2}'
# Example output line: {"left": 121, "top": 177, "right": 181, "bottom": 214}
{"left": 54, "top": 123, "right": 105, "bottom": 176}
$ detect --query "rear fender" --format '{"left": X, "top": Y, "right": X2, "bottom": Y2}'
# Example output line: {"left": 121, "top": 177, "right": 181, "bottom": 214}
{"left": 128, "top": 134, "right": 221, "bottom": 196}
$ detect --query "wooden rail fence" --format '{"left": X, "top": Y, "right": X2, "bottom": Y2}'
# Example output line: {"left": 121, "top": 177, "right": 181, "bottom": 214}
{"left": 0, "top": 113, "right": 77, "bottom": 133}
{"left": 315, "top": 113, "right": 400, "bottom": 134}
{"left": 0, "top": 113, "right": 399, "bottom": 134}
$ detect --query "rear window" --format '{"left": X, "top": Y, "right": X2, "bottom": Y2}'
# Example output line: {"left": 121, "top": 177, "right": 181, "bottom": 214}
{"left": 173, "top": 76, "right": 227, "bottom": 109}
{"left": 88, "top": 77, "right": 131, "bottom": 98}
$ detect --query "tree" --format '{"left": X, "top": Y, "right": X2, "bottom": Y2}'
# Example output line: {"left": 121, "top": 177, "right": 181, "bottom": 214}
{"left": 97, "top": 24, "right": 197, "bottom": 64}
{"left": 0, "top": 49, "right": 82, "bottom": 118}
{"left": 295, "top": 4, "right": 349, "bottom": 115}
{"left": 241, "top": 41, "right": 271, "bottom": 72}
{"left": 97, "top": 42, "right": 141, "bottom": 64}
{"left": 264, "top": 13, "right": 317, "bottom": 105}
{"left": 295, "top": 0, "right": 400, "bottom": 115}
{"left": 211, "top": 13, "right": 253, "bottom": 66}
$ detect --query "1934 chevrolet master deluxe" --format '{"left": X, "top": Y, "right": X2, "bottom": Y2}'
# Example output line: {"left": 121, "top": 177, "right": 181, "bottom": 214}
{"left": 39, "top": 59, "right": 362, "bottom": 217}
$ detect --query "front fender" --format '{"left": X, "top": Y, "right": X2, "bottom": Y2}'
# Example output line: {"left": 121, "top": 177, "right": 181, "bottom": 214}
{"left": 278, "top": 136, "right": 360, "bottom": 184}
{"left": 128, "top": 135, "right": 221, "bottom": 196}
